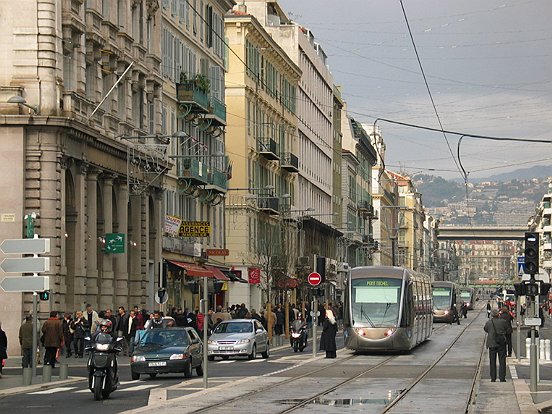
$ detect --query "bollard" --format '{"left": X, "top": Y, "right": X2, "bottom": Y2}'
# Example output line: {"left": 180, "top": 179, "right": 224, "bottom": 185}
{"left": 42, "top": 364, "right": 52, "bottom": 383}
{"left": 540, "top": 339, "right": 546, "bottom": 360}
{"left": 59, "top": 363, "right": 68, "bottom": 380}
{"left": 546, "top": 339, "right": 551, "bottom": 361}
{"left": 22, "top": 368, "right": 32, "bottom": 386}
{"left": 526, "top": 337, "right": 531, "bottom": 359}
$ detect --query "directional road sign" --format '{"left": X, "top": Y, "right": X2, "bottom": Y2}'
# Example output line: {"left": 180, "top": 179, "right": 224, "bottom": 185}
{"left": 0, "top": 276, "right": 49, "bottom": 292}
{"left": 0, "top": 257, "right": 50, "bottom": 273}
{"left": 0, "top": 238, "right": 50, "bottom": 255}
{"left": 308, "top": 272, "right": 321, "bottom": 286}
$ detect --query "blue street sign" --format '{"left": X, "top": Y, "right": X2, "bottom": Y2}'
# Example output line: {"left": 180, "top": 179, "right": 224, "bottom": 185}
{"left": 518, "top": 256, "right": 525, "bottom": 275}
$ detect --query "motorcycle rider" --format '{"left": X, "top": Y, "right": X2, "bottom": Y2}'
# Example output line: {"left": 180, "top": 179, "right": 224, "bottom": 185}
{"left": 290, "top": 314, "right": 308, "bottom": 348}
{"left": 89, "top": 319, "right": 120, "bottom": 392}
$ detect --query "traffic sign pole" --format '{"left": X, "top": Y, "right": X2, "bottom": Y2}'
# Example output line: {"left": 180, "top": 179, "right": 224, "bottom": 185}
{"left": 312, "top": 298, "right": 317, "bottom": 358}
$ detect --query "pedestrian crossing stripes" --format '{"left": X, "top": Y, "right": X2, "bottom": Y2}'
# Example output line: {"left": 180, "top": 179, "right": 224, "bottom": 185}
{"left": 29, "top": 387, "right": 78, "bottom": 395}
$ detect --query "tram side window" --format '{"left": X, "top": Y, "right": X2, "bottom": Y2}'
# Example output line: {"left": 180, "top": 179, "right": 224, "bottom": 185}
{"left": 401, "top": 283, "right": 413, "bottom": 327}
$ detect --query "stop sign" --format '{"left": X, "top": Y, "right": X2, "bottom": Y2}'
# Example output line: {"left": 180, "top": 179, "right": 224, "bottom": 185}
{"left": 308, "top": 272, "right": 321, "bottom": 286}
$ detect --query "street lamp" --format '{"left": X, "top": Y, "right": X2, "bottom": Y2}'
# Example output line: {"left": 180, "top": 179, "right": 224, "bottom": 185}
{"left": 8, "top": 95, "right": 39, "bottom": 115}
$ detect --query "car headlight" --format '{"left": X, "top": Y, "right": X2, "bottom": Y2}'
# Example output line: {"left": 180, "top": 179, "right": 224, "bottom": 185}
{"left": 131, "top": 356, "right": 146, "bottom": 362}
{"left": 96, "top": 343, "right": 110, "bottom": 351}
{"left": 207, "top": 340, "right": 217, "bottom": 345}
{"left": 236, "top": 339, "right": 250, "bottom": 344}
{"left": 170, "top": 354, "right": 188, "bottom": 360}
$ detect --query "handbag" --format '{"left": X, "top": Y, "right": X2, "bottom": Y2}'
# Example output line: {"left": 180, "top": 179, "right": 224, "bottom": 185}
{"left": 491, "top": 319, "right": 507, "bottom": 347}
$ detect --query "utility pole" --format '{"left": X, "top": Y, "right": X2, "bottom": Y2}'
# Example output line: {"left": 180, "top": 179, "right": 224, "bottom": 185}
{"left": 25, "top": 213, "right": 39, "bottom": 378}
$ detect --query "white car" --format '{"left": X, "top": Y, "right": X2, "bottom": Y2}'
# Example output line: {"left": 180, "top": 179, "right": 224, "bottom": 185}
{"left": 207, "top": 319, "right": 269, "bottom": 360}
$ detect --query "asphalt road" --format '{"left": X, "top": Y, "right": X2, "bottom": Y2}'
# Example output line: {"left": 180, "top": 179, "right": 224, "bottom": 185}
{"left": 0, "top": 334, "right": 345, "bottom": 414}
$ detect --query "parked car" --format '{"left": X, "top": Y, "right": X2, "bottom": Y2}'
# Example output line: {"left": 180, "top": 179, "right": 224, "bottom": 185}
{"left": 207, "top": 319, "right": 269, "bottom": 361}
{"left": 130, "top": 327, "right": 203, "bottom": 380}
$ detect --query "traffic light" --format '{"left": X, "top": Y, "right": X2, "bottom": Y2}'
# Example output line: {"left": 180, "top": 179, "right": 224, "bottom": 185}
{"left": 524, "top": 232, "right": 539, "bottom": 274}
{"left": 526, "top": 282, "right": 539, "bottom": 297}
{"left": 315, "top": 256, "right": 326, "bottom": 284}
{"left": 39, "top": 291, "right": 50, "bottom": 301}
{"left": 541, "top": 283, "right": 551, "bottom": 296}
{"left": 514, "top": 282, "right": 524, "bottom": 297}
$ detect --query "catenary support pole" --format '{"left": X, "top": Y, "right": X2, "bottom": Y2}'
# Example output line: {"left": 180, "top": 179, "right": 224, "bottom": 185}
{"left": 516, "top": 299, "right": 521, "bottom": 363}
{"left": 312, "top": 298, "right": 317, "bottom": 358}
{"left": 32, "top": 292, "right": 38, "bottom": 377}
{"left": 203, "top": 275, "right": 208, "bottom": 389}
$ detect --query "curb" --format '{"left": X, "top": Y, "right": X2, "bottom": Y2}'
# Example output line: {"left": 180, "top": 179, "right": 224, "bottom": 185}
{"left": 0, "top": 377, "right": 87, "bottom": 397}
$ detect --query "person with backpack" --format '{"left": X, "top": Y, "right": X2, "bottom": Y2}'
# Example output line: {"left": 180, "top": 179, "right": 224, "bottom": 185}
{"left": 484, "top": 309, "right": 512, "bottom": 382}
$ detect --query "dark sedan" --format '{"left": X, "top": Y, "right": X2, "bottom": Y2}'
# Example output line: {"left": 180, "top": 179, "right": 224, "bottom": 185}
{"left": 130, "top": 327, "right": 203, "bottom": 380}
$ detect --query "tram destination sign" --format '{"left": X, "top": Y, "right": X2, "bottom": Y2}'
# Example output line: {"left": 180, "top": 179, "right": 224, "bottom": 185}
{"left": 179, "top": 221, "right": 211, "bottom": 237}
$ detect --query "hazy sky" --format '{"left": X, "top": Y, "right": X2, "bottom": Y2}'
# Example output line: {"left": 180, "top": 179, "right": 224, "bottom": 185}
{"left": 278, "top": 0, "right": 552, "bottom": 180}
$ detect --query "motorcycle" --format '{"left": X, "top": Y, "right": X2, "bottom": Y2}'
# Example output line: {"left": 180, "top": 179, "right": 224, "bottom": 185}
{"left": 85, "top": 333, "right": 123, "bottom": 400}
{"left": 290, "top": 324, "right": 307, "bottom": 352}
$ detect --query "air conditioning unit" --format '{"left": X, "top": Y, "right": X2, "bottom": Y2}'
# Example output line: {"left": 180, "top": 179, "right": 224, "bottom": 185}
{"left": 337, "top": 262, "right": 350, "bottom": 272}
{"left": 297, "top": 256, "right": 310, "bottom": 266}
{"left": 193, "top": 243, "right": 202, "bottom": 257}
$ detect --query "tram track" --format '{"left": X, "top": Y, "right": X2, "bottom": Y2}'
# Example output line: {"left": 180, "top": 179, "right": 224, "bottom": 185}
{"left": 191, "top": 309, "right": 484, "bottom": 414}
{"left": 380, "top": 307, "right": 486, "bottom": 414}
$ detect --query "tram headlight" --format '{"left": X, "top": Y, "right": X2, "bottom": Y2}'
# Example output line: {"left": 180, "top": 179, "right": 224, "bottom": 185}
{"left": 444, "top": 310, "right": 449, "bottom": 315}
{"left": 356, "top": 328, "right": 368, "bottom": 337}
{"left": 384, "top": 329, "right": 395, "bottom": 337}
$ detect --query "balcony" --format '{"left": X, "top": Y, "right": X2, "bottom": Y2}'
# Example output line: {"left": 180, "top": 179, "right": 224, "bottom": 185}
{"left": 176, "top": 81, "right": 209, "bottom": 113}
{"left": 257, "top": 137, "right": 280, "bottom": 161}
{"left": 258, "top": 197, "right": 280, "bottom": 215}
{"left": 205, "top": 169, "right": 228, "bottom": 193}
{"left": 177, "top": 158, "right": 209, "bottom": 186}
{"left": 205, "top": 97, "right": 226, "bottom": 126}
{"left": 280, "top": 152, "right": 299, "bottom": 173}
{"left": 358, "top": 200, "right": 370, "bottom": 212}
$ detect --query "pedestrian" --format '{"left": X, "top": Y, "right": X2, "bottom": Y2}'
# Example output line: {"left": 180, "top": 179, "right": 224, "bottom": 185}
{"left": 499, "top": 306, "right": 514, "bottom": 357}
{"left": 104, "top": 309, "right": 117, "bottom": 337}
{"left": 19, "top": 315, "right": 34, "bottom": 368}
{"left": 484, "top": 309, "right": 511, "bottom": 382}
{"left": 320, "top": 308, "right": 337, "bottom": 358}
{"left": 275, "top": 304, "right": 284, "bottom": 336}
{"left": 486, "top": 300, "right": 492, "bottom": 318}
{"left": 41, "top": 311, "right": 63, "bottom": 368}
{"left": 0, "top": 321, "right": 7, "bottom": 377}
{"left": 62, "top": 313, "right": 74, "bottom": 358}
{"left": 124, "top": 310, "right": 138, "bottom": 356}
{"left": 461, "top": 302, "right": 468, "bottom": 319}
{"left": 71, "top": 311, "right": 88, "bottom": 358}
{"left": 145, "top": 310, "right": 164, "bottom": 329}
{"left": 450, "top": 304, "right": 460, "bottom": 325}
{"left": 539, "top": 305, "right": 545, "bottom": 328}
{"left": 83, "top": 304, "right": 99, "bottom": 337}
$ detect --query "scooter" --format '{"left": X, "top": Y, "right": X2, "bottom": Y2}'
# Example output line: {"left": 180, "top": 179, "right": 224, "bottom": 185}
{"left": 290, "top": 324, "right": 307, "bottom": 352}
{"left": 85, "top": 333, "right": 123, "bottom": 400}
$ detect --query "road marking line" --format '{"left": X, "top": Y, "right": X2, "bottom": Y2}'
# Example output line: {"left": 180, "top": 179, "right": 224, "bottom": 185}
{"left": 29, "top": 387, "right": 78, "bottom": 395}
{"left": 216, "top": 360, "right": 236, "bottom": 364}
{"left": 148, "top": 388, "right": 166, "bottom": 404}
{"left": 75, "top": 389, "right": 90, "bottom": 393}
{"left": 120, "top": 380, "right": 143, "bottom": 385}
{"left": 245, "top": 359, "right": 265, "bottom": 363}
{"left": 119, "top": 384, "right": 160, "bottom": 392}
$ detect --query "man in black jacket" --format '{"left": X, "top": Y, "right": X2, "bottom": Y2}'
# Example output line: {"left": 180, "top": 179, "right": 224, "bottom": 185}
{"left": 484, "top": 309, "right": 512, "bottom": 382}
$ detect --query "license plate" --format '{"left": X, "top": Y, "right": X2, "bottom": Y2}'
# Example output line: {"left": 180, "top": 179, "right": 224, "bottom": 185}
{"left": 148, "top": 361, "right": 167, "bottom": 367}
{"left": 219, "top": 346, "right": 234, "bottom": 351}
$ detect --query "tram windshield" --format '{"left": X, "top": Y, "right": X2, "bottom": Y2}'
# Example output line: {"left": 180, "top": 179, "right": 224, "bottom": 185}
{"left": 351, "top": 278, "right": 402, "bottom": 327}
{"left": 433, "top": 287, "right": 452, "bottom": 310}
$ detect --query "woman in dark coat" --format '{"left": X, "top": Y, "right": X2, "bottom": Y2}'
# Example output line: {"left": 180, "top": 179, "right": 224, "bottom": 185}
{"left": 320, "top": 308, "right": 337, "bottom": 358}
{"left": 0, "top": 321, "right": 7, "bottom": 376}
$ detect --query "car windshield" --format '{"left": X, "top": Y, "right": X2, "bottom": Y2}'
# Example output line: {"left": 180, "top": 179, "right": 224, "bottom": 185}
{"left": 214, "top": 321, "right": 253, "bottom": 334}
{"left": 135, "top": 330, "right": 189, "bottom": 349}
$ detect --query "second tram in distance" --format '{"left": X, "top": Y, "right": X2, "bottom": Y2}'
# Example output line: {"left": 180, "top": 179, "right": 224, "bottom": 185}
{"left": 432, "top": 281, "right": 460, "bottom": 323}
{"left": 459, "top": 286, "right": 476, "bottom": 310}
{"left": 344, "top": 266, "right": 433, "bottom": 352}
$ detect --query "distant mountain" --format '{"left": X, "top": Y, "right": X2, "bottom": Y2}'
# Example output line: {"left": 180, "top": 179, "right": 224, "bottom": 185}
{"left": 413, "top": 175, "right": 465, "bottom": 207}
{"left": 473, "top": 165, "right": 552, "bottom": 183}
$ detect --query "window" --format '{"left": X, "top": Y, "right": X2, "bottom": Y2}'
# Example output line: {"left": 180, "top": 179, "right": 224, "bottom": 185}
{"left": 117, "top": 0, "right": 125, "bottom": 28}
{"left": 85, "top": 61, "right": 96, "bottom": 100}
{"left": 148, "top": 100, "right": 155, "bottom": 133}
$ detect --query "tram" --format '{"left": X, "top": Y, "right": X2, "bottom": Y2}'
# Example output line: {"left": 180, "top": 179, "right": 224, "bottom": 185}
{"left": 343, "top": 266, "right": 433, "bottom": 352}
{"left": 432, "top": 281, "right": 460, "bottom": 323}
{"left": 459, "top": 287, "right": 476, "bottom": 310}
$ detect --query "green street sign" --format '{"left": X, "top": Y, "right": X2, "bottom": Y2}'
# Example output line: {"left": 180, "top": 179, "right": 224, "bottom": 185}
{"left": 105, "top": 233, "right": 125, "bottom": 254}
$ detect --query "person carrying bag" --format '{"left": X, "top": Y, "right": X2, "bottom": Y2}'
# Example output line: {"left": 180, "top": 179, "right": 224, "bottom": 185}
{"left": 483, "top": 309, "right": 512, "bottom": 382}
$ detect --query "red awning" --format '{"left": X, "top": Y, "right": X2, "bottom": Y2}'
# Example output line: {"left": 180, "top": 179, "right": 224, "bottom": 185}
{"left": 167, "top": 260, "right": 213, "bottom": 277}
{"left": 205, "top": 266, "right": 230, "bottom": 281}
